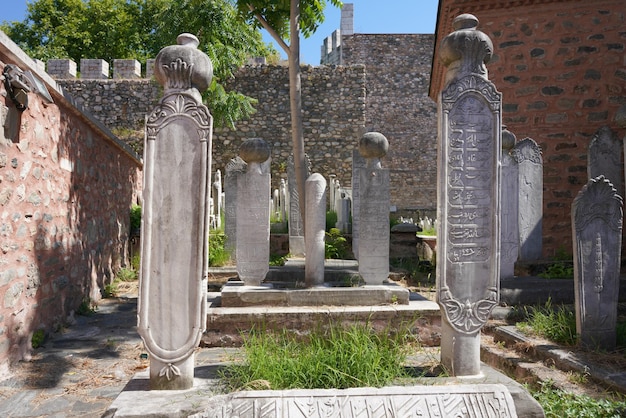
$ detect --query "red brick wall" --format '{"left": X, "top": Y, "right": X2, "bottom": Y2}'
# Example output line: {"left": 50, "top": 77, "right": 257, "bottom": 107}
{"left": 0, "top": 36, "right": 142, "bottom": 369}
{"left": 432, "top": 0, "right": 626, "bottom": 259}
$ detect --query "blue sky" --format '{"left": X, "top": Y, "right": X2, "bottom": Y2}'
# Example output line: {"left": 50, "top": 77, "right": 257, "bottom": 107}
{"left": 2, "top": 0, "right": 438, "bottom": 65}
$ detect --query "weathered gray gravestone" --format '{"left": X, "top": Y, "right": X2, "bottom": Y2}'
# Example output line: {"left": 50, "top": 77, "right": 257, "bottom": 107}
{"left": 305, "top": 174, "right": 327, "bottom": 287}
{"left": 138, "top": 33, "right": 212, "bottom": 390}
{"left": 224, "top": 156, "right": 247, "bottom": 260}
{"left": 287, "top": 154, "right": 311, "bottom": 257}
{"left": 358, "top": 132, "right": 390, "bottom": 285}
{"left": 618, "top": 105, "right": 626, "bottom": 197}
{"left": 588, "top": 126, "right": 622, "bottom": 197}
{"left": 511, "top": 137, "right": 543, "bottom": 261}
{"left": 437, "top": 14, "right": 501, "bottom": 377}
{"left": 212, "top": 169, "right": 222, "bottom": 229}
{"left": 501, "top": 127, "right": 519, "bottom": 279}
{"left": 351, "top": 149, "right": 366, "bottom": 259}
{"left": 572, "top": 175, "right": 623, "bottom": 349}
{"left": 236, "top": 138, "right": 271, "bottom": 286}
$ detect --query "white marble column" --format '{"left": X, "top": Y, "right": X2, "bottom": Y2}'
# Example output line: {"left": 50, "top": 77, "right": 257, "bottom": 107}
{"left": 305, "top": 174, "right": 327, "bottom": 287}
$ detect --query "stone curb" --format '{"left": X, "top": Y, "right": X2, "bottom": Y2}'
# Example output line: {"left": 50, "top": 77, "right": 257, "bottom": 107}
{"left": 490, "top": 325, "right": 626, "bottom": 394}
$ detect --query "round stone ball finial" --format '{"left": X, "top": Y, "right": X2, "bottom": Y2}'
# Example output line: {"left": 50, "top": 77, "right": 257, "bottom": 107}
{"left": 240, "top": 138, "right": 271, "bottom": 164}
{"left": 452, "top": 14, "right": 479, "bottom": 30}
{"left": 502, "top": 126, "right": 517, "bottom": 150}
{"left": 359, "top": 132, "right": 389, "bottom": 159}
{"left": 177, "top": 33, "right": 200, "bottom": 48}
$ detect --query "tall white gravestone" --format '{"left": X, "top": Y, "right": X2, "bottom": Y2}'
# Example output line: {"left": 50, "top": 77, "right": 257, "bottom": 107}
{"left": 437, "top": 14, "right": 501, "bottom": 377}
{"left": 572, "top": 176, "right": 623, "bottom": 349}
{"left": 138, "top": 34, "right": 212, "bottom": 390}
{"left": 236, "top": 138, "right": 271, "bottom": 286}
{"left": 212, "top": 169, "right": 222, "bottom": 229}
{"left": 305, "top": 174, "right": 327, "bottom": 287}
{"left": 511, "top": 138, "right": 543, "bottom": 261}
{"left": 358, "top": 132, "right": 390, "bottom": 285}
{"left": 500, "top": 127, "right": 519, "bottom": 279}
{"left": 224, "top": 156, "right": 247, "bottom": 260}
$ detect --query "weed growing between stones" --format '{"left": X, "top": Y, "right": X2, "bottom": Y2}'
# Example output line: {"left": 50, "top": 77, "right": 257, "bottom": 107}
{"left": 516, "top": 299, "right": 577, "bottom": 345}
{"left": 530, "top": 380, "right": 626, "bottom": 418}
{"left": 209, "top": 233, "right": 231, "bottom": 267}
{"left": 324, "top": 228, "right": 350, "bottom": 259}
{"left": 220, "top": 322, "right": 415, "bottom": 391}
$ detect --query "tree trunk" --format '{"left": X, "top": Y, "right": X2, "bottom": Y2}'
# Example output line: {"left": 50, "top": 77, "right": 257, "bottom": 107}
{"left": 289, "top": 0, "right": 307, "bottom": 234}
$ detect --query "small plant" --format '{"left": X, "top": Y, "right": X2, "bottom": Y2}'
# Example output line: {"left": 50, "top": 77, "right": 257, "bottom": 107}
{"left": 539, "top": 262, "right": 574, "bottom": 279}
{"left": 338, "top": 274, "right": 363, "bottom": 287}
{"left": 209, "top": 233, "right": 231, "bottom": 267}
{"left": 566, "top": 370, "right": 589, "bottom": 385}
{"left": 539, "top": 246, "right": 574, "bottom": 279}
{"left": 325, "top": 228, "right": 349, "bottom": 259}
{"left": 131, "top": 254, "right": 141, "bottom": 271}
{"left": 130, "top": 204, "right": 142, "bottom": 233}
{"left": 516, "top": 299, "right": 577, "bottom": 345}
{"left": 269, "top": 253, "right": 287, "bottom": 266}
{"left": 326, "top": 210, "right": 338, "bottom": 232}
{"left": 419, "top": 226, "right": 437, "bottom": 236}
{"left": 531, "top": 381, "right": 626, "bottom": 418}
{"left": 76, "top": 298, "right": 96, "bottom": 316}
{"left": 102, "top": 282, "right": 119, "bottom": 298}
{"left": 31, "top": 329, "right": 45, "bottom": 349}
{"left": 116, "top": 267, "right": 137, "bottom": 282}
{"left": 221, "top": 322, "right": 411, "bottom": 391}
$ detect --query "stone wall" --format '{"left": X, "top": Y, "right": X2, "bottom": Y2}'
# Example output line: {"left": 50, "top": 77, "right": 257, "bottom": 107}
{"left": 431, "top": 0, "right": 626, "bottom": 258}
{"left": 0, "top": 32, "right": 142, "bottom": 370}
{"left": 55, "top": 34, "right": 438, "bottom": 211}
{"left": 56, "top": 79, "right": 160, "bottom": 154}
{"left": 215, "top": 64, "right": 366, "bottom": 191}
{"left": 342, "top": 34, "right": 438, "bottom": 210}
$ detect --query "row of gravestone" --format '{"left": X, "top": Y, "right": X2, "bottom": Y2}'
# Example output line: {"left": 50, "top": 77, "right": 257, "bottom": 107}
{"left": 222, "top": 132, "right": 393, "bottom": 287}
{"left": 572, "top": 124, "right": 625, "bottom": 350}
{"left": 500, "top": 122, "right": 625, "bottom": 350}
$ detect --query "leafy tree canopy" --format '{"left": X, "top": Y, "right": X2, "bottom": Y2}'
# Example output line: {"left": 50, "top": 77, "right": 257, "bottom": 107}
{"left": 1, "top": 0, "right": 277, "bottom": 127}
{"left": 236, "top": 0, "right": 342, "bottom": 44}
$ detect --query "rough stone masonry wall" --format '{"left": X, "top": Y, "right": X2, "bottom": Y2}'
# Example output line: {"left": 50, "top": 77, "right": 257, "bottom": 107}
{"left": 452, "top": 0, "right": 626, "bottom": 258}
{"left": 342, "top": 34, "right": 438, "bottom": 210}
{"left": 214, "top": 65, "right": 367, "bottom": 191}
{"left": 56, "top": 79, "right": 161, "bottom": 154}
{"left": 0, "top": 35, "right": 142, "bottom": 369}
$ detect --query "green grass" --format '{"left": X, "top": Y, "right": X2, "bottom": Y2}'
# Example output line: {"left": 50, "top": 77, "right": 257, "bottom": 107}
{"left": 221, "top": 322, "right": 412, "bottom": 391}
{"left": 538, "top": 262, "right": 574, "bottom": 279}
{"left": 532, "top": 381, "right": 626, "bottom": 418}
{"left": 209, "top": 233, "right": 231, "bottom": 267}
{"left": 516, "top": 300, "right": 577, "bottom": 345}
{"left": 418, "top": 227, "right": 436, "bottom": 236}
{"left": 116, "top": 267, "right": 137, "bottom": 282}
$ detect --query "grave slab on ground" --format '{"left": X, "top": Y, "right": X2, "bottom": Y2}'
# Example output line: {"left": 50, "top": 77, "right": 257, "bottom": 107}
{"left": 105, "top": 350, "right": 543, "bottom": 418}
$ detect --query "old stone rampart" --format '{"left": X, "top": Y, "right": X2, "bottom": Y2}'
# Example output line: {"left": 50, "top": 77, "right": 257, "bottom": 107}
{"left": 0, "top": 32, "right": 142, "bottom": 370}
{"left": 50, "top": 33, "right": 439, "bottom": 211}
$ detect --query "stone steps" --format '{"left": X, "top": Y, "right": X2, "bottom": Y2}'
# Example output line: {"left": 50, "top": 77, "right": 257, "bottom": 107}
{"left": 203, "top": 292, "right": 442, "bottom": 348}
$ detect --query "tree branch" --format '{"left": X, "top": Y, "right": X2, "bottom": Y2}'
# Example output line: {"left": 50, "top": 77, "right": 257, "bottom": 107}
{"left": 248, "top": 5, "right": 290, "bottom": 56}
